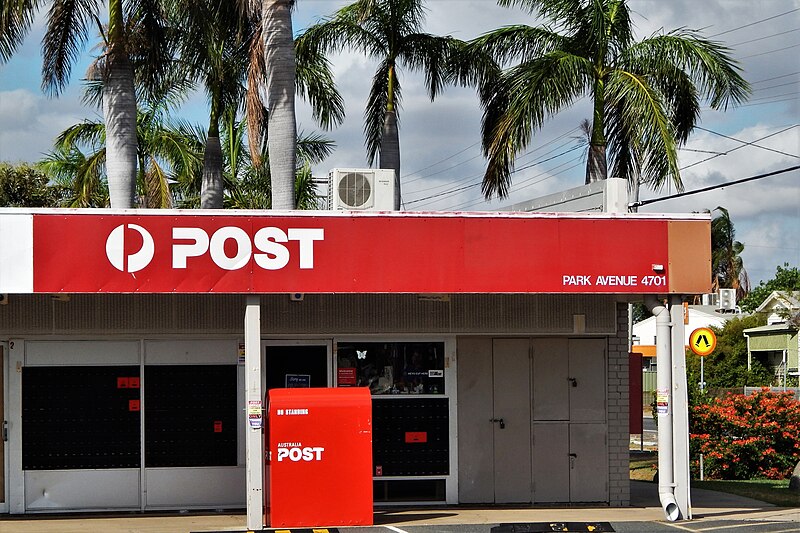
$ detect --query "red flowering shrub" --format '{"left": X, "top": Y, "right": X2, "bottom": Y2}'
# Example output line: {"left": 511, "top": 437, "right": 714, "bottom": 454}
{"left": 690, "top": 389, "right": 800, "bottom": 480}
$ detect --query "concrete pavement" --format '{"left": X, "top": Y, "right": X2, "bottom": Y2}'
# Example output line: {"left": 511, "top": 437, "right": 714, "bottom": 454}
{"left": 0, "top": 481, "right": 796, "bottom": 533}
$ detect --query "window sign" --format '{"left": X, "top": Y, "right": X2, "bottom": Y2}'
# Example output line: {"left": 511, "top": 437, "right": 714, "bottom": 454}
{"left": 285, "top": 374, "right": 311, "bottom": 388}
{"left": 336, "top": 342, "right": 445, "bottom": 395}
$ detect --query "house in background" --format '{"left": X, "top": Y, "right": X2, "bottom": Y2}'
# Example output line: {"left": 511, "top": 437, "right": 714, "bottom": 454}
{"left": 632, "top": 301, "right": 743, "bottom": 371}
{"left": 744, "top": 291, "right": 800, "bottom": 385}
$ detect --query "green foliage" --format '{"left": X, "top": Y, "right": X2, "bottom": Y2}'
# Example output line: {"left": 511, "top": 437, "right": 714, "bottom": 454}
{"left": 711, "top": 206, "right": 749, "bottom": 300}
{"left": 690, "top": 390, "right": 800, "bottom": 479}
{"left": 739, "top": 264, "right": 800, "bottom": 313}
{"left": 459, "top": 0, "right": 750, "bottom": 199}
{"left": 686, "top": 315, "right": 773, "bottom": 399}
{"left": 0, "top": 163, "right": 65, "bottom": 207}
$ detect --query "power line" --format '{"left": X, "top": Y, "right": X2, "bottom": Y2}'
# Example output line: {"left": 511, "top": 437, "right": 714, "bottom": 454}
{"left": 681, "top": 125, "right": 798, "bottom": 170}
{"left": 737, "top": 96, "right": 799, "bottom": 108}
{"left": 630, "top": 165, "right": 800, "bottom": 208}
{"left": 693, "top": 125, "right": 799, "bottom": 159}
{"left": 740, "top": 42, "right": 800, "bottom": 59}
{"left": 405, "top": 143, "right": 583, "bottom": 206}
{"left": 744, "top": 90, "right": 800, "bottom": 103}
{"left": 731, "top": 27, "right": 800, "bottom": 47}
{"left": 751, "top": 80, "right": 799, "bottom": 93}
{"left": 401, "top": 141, "right": 479, "bottom": 181}
{"left": 708, "top": 8, "right": 800, "bottom": 38}
{"left": 751, "top": 71, "right": 800, "bottom": 84}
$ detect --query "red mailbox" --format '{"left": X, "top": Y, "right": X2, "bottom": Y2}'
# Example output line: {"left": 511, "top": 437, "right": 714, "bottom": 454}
{"left": 264, "top": 387, "right": 373, "bottom": 528}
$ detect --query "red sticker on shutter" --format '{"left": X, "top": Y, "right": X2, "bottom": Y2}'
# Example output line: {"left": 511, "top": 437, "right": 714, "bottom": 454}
{"left": 405, "top": 431, "right": 427, "bottom": 443}
{"left": 117, "top": 377, "right": 129, "bottom": 389}
{"left": 129, "top": 399, "right": 140, "bottom": 412}
{"left": 214, "top": 420, "right": 223, "bottom": 433}
{"left": 128, "top": 377, "right": 140, "bottom": 389}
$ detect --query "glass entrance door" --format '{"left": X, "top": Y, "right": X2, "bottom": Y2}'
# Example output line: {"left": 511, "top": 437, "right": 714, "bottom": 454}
{"left": 264, "top": 341, "right": 331, "bottom": 390}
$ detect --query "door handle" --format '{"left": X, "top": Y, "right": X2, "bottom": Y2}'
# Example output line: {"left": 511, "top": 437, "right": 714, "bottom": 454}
{"left": 490, "top": 418, "right": 505, "bottom": 429}
{"left": 568, "top": 377, "right": 578, "bottom": 387}
{"left": 569, "top": 452, "right": 577, "bottom": 469}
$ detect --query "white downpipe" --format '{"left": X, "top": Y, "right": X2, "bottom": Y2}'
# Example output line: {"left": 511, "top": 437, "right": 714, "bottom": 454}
{"left": 647, "top": 296, "right": 681, "bottom": 521}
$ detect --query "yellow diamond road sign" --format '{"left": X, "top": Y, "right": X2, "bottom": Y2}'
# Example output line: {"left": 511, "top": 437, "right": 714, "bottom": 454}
{"left": 689, "top": 327, "right": 717, "bottom": 356}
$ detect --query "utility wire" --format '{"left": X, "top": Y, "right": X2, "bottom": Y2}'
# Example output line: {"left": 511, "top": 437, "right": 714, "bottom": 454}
{"left": 751, "top": 80, "right": 799, "bottom": 93}
{"left": 730, "top": 27, "right": 800, "bottom": 47}
{"left": 405, "top": 143, "right": 582, "bottom": 206}
{"left": 694, "top": 125, "right": 799, "bottom": 159}
{"left": 740, "top": 43, "right": 800, "bottom": 59}
{"left": 401, "top": 142, "right": 479, "bottom": 181}
{"left": 630, "top": 165, "right": 800, "bottom": 208}
{"left": 709, "top": 8, "right": 800, "bottom": 37}
{"left": 744, "top": 90, "right": 800, "bottom": 102}
{"left": 751, "top": 71, "right": 800, "bottom": 84}
{"left": 737, "top": 96, "right": 798, "bottom": 108}
{"left": 681, "top": 125, "right": 798, "bottom": 170}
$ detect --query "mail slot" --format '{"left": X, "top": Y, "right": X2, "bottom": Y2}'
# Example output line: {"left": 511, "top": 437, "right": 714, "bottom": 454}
{"left": 264, "top": 387, "right": 373, "bottom": 528}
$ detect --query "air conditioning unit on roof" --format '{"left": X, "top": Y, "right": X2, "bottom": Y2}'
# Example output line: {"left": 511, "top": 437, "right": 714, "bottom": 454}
{"left": 719, "top": 288, "right": 736, "bottom": 311}
{"left": 327, "top": 168, "right": 395, "bottom": 211}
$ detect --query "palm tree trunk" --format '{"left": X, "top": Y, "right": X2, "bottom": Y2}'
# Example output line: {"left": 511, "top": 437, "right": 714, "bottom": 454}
{"left": 585, "top": 144, "right": 607, "bottom": 184}
{"left": 585, "top": 76, "right": 607, "bottom": 185}
{"left": 379, "top": 109, "right": 400, "bottom": 210}
{"left": 104, "top": 6, "right": 137, "bottom": 209}
{"left": 201, "top": 97, "right": 224, "bottom": 209}
{"left": 263, "top": 0, "right": 297, "bottom": 210}
{"left": 201, "top": 135, "right": 224, "bottom": 209}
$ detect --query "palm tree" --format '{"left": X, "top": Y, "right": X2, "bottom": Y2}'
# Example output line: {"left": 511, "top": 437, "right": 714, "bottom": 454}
{"left": 459, "top": 0, "right": 750, "bottom": 199}
{"left": 711, "top": 206, "right": 750, "bottom": 301}
{"left": 298, "top": 0, "right": 454, "bottom": 209}
{"left": 170, "top": 0, "right": 253, "bottom": 209}
{"left": 41, "top": 104, "right": 202, "bottom": 208}
{"left": 3, "top": 0, "right": 172, "bottom": 208}
{"left": 257, "top": 0, "right": 298, "bottom": 210}
{"left": 39, "top": 139, "right": 109, "bottom": 208}
{"left": 174, "top": 112, "right": 335, "bottom": 210}
{"left": 176, "top": 0, "right": 342, "bottom": 210}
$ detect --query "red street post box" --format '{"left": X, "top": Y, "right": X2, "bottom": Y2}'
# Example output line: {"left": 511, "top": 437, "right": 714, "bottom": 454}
{"left": 264, "top": 387, "right": 373, "bottom": 528}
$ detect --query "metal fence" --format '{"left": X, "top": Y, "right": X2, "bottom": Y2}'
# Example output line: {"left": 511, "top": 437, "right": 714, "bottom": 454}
{"left": 638, "top": 372, "right": 800, "bottom": 407}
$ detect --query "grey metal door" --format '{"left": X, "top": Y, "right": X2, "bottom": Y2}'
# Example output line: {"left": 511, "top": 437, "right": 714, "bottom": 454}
{"left": 569, "top": 423, "right": 608, "bottom": 502}
{"left": 532, "top": 423, "right": 569, "bottom": 502}
{"left": 492, "top": 339, "right": 532, "bottom": 503}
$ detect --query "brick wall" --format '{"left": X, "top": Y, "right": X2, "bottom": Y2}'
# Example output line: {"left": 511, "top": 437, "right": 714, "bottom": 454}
{"left": 607, "top": 302, "right": 631, "bottom": 506}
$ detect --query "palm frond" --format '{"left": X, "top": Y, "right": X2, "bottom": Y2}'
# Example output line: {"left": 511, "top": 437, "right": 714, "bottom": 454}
{"left": 605, "top": 68, "right": 680, "bottom": 191}
{"left": 1, "top": 0, "right": 43, "bottom": 63}
{"left": 364, "top": 59, "right": 394, "bottom": 166}
{"left": 295, "top": 37, "right": 345, "bottom": 129}
{"left": 481, "top": 51, "right": 591, "bottom": 198}
{"left": 626, "top": 30, "right": 750, "bottom": 109}
{"left": 42, "top": 0, "right": 101, "bottom": 96}
{"left": 401, "top": 33, "right": 454, "bottom": 100}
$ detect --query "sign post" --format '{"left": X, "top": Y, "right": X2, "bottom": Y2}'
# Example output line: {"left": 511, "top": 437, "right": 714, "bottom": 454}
{"left": 689, "top": 327, "right": 717, "bottom": 392}
{"left": 689, "top": 327, "right": 717, "bottom": 481}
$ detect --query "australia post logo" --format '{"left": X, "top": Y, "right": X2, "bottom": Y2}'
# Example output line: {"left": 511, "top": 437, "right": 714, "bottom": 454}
{"left": 104, "top": 223, "right": 324, "bottom": 273}
{"left": 276, "top": 442, "right": 325, "bottom": 462}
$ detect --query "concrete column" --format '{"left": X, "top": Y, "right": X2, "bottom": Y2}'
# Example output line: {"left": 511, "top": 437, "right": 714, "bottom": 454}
{"left": 244, "top": 296, "right": 263, "bottom": 530}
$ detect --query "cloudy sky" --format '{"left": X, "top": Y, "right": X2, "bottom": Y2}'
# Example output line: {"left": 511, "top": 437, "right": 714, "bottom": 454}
{"left": 0, "top": 0, "right": 798, "bottom": 286}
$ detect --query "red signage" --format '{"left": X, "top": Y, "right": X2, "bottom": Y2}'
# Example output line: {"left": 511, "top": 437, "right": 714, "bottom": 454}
{"left": 25, "top": 212, "right": 708, "bottom": 294}
{"left": 337, "top": 367, "right": 357, "bottom": 386}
